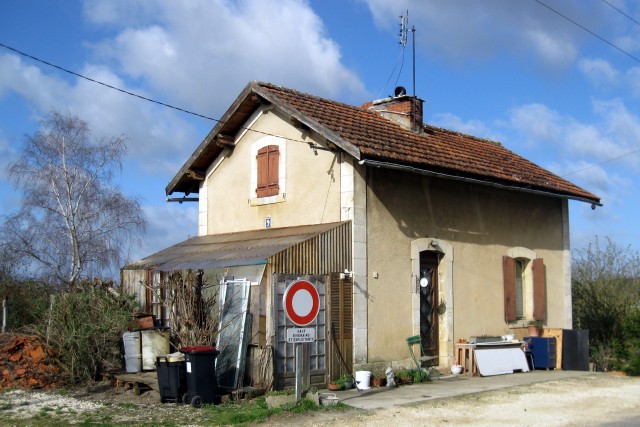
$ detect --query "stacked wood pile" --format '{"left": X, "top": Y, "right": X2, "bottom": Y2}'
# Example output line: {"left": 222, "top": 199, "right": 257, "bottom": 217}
{"left": 0, "top": 334, "right": 63, "bottom": 389}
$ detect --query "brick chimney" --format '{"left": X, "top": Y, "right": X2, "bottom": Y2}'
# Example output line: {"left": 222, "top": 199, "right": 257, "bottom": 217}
{"left": 364, "top": 88, "right": 424, "bottom": 133}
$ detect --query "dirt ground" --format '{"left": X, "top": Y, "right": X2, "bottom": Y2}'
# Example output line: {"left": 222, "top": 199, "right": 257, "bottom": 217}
{"left": 1, "top": 372, "right": 639, "bottom": 426}
{"left": 266, "top": 373, "right": 640, "bottom": 427}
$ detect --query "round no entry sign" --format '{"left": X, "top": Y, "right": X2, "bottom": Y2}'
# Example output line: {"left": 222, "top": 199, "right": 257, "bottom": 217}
{"left": 283, "top": 280, "right": 320, "bottom": 326}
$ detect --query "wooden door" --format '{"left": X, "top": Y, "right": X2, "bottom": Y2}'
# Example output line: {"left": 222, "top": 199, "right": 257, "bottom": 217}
{"left": 328, "top": 273, "right": 353, "bottom": 381}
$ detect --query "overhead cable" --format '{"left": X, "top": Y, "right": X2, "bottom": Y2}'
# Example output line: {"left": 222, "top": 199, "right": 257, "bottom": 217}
{"left": 533, "top": 0, "right": 640, "bottom": 64}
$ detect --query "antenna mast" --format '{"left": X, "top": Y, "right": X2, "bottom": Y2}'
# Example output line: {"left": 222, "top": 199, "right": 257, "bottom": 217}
{"left": 412, "top": 24, "right": 416, "bottom": 97}
{"left": 398, "top": 10, "right": 416, "bottom": 97}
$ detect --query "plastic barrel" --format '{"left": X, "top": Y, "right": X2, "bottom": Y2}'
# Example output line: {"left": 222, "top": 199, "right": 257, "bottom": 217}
{"left": 122, "top": 331, "right": 141, "bottom": 373}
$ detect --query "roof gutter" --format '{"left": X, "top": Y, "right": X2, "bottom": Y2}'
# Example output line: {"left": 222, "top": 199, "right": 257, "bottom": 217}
{"left": 358, "top": 159, "right": 602, "bottom": 208}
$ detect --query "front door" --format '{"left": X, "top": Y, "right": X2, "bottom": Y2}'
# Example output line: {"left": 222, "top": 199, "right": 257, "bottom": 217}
{"left": 419, "top": 251, "right": 439, "bottom": 365}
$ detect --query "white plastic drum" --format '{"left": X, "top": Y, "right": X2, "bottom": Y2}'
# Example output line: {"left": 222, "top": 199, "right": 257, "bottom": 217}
{"left": 141, "top": 328, "right": 170, "bottom": 370}
{"left": 355, "top": 370, "right": 371, "bottom": 390}
{"left": 122, "top": 331, "right": 141, "bottom": 373}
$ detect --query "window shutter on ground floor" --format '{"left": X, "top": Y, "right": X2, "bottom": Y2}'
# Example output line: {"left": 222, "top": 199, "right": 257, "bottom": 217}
{"left": 532, "top": 258, "right": 546, "bottom": 321}
{"left": 503, "top": 255, "right": 517, "bottom": 322}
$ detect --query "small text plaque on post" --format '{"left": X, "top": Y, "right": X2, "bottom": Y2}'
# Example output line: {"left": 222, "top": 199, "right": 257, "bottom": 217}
{"left": 286, "top": 327, "right": 315, "bottom": 343}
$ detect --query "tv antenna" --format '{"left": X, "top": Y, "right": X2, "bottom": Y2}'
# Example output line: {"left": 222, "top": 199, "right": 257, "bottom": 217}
{"left": 398, "top": 10, "right": 416, "bottom": 97}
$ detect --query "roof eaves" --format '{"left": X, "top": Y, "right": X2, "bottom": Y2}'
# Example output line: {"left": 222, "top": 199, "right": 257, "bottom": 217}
{"left": 253, "top": 84, "right": 361, "bottom": 160}
{"left": 166, "top": 81, "right": 261, "bottom": 196}
{"left": 359, "top": 158, "right": 602, "bottom": 206}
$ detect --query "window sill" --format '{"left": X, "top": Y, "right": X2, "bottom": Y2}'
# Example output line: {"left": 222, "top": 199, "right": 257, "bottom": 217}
{"left": 250, "top": 194, "right": 286, "bottom": 206}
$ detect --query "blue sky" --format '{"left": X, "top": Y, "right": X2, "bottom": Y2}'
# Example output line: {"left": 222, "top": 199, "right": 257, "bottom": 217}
{"left": 1, "top": 0, "right": 640, "bottom": 264}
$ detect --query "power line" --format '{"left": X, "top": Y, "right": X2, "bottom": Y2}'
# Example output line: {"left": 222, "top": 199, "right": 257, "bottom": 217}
{"left": 561, "top": 146, "right": 640, "bottom": 178}
{"left": 0, "top": 42, "right": 217, "bottom": 122}
{"left": 0, "top": 41, "right": 321, "bottom": 148}
{"left": 1, "top": 41, "right": 638, "bottom": 183}
{"left": 533, "top": 0, "right": 640, "bottom": 64}
{"left": 600, "top": 0, "right": 640, "bottom": 29}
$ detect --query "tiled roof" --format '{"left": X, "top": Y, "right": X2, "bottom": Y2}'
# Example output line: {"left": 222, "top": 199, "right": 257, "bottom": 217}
{"left": 256, "top": 82, "right": 599, "bottom": 204}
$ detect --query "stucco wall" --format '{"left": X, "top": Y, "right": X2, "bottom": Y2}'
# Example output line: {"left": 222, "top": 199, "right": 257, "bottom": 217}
{"left": 365, "top": 168, "right": 567, "bottom": 364}
{"left": 204, "top": 108, "right": 342, "bottom": 233}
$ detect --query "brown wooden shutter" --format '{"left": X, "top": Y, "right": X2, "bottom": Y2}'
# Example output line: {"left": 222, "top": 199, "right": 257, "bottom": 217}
{"left": 256, "top": 145, "right": 279, "bottom": 197}
{"left": 503, "top": 256, "right": 516, "bottom": 322}
{"left": 327, "top": 273, "right": 354, "bottom": 379}
{"left": 267, "top": 145, "right": 279, "bottom": 196}
{"left": 532, "top": 258, "right": 546, "bottom": 321}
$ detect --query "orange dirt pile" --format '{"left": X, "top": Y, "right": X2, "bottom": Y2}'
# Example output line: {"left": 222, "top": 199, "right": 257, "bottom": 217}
{"left": 0, "top": 334, "right": 63, "bottom": 389}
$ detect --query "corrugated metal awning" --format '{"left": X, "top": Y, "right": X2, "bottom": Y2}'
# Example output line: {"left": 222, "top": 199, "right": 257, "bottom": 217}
{"left": 123, "top": 221, "right": 349, "bottom": 272}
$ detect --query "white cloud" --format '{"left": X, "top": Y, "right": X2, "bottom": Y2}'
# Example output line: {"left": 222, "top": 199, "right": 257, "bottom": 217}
{"left": 128, "top": 203, "right": 198, "bottom": 262}
{"left": 507, "top": 103, "right": 562, "bottom": 146}
{"left": 524, "top": 28, "right": 577, "bottom": 68}
{"left": 0, "top": 53, "right": 200, "bottom": 176}
{"left": 85, "top": 0, "right": 366, "bottom": 114}
{"left": 578, "top": 58, "right": 620, "bottom": 86}
{"left": 430, "top": 112, "right": 500, "bottom": 141}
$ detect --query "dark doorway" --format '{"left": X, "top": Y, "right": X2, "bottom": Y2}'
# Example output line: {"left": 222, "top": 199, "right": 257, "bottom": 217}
{"left": 419, "top": 250, "right": 440, "bottom": 365}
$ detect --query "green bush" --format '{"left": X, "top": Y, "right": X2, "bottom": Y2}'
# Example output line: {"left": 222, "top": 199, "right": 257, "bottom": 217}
{"left": 41, "top": 281, "right": 140, "bottom": 384}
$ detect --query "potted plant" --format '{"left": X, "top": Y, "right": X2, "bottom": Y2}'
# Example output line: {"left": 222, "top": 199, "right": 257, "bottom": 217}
{"left": 412, "top": 368, "right": 430, "bottom": 383}
{"left": 397, "top": 369, "right": 413, "bottom": 385}
{"left": 327, "top": 381, "right": 341, "bottom": 391}
{"left": 328, "top": 374, "right": 353, "bottom": 391}
{"left": 527, "top": 320, "right": 544, "bottom": 337}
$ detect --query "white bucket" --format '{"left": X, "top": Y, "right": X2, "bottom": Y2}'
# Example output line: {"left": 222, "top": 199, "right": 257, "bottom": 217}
{"left": 355, "top": 371, "right": 371, "bottom": 390}
{"left": 124, "top": 355, "right": 142, "bottom": 373}
{"left": 122, "top": 331, "right": 141, "bottom": 373}
{"left": 141, "top": 328, "right": 170, "bottom": 370}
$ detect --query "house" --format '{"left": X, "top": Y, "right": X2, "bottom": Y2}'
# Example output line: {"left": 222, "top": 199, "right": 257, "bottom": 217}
{"left": 122, "top": 81, "right": 600, "bottom": 389}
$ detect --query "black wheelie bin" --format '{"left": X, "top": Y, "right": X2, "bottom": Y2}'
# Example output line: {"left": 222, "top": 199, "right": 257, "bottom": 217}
{"left": 180, "top": 345, "right": 220, "bottom": 408}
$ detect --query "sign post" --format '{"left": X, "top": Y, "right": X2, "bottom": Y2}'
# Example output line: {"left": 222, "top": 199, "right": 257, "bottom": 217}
{"left": 283, "top": 280, "right": 320, "bottom": 402}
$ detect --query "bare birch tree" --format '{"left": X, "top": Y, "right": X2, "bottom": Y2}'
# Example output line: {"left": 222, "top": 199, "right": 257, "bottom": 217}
{"left": 2, "top": 111, "right": 146, "bottom": 287}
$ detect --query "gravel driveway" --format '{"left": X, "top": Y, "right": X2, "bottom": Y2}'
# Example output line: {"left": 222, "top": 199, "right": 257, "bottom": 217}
{"left": 1, "top": 372, "right": 638, "bottom": 426}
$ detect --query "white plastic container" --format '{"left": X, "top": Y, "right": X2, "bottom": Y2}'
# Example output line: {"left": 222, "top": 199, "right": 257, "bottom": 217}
{"left": 122, "top": 331, "right": 141, "bottom": 373}
{"left": 355, "top": 370, "right": 371, "bottom": 390}
{"left": 141, "top": 328, "right": 170, "bottom": 370}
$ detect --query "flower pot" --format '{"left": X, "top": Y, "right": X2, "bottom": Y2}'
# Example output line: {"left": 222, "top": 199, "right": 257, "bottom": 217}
{"left": 327, "top": 382, "right": 341, "bottom": 391}
{"left": 371, "top": 376, "right": 386, "bottom": 387}
{"left": 528, "top": 325, "right": 540, "bottom": 337}
{"left": 450, "top": 365, "right": 463, "bottom": 375}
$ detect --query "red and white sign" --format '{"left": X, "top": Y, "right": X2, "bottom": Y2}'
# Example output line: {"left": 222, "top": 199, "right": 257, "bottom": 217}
{"left": 283, "top": 280, "right": 320, "bottom": 326}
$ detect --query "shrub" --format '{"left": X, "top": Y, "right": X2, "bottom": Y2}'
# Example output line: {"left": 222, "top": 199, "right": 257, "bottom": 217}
{"left": 41, "top": 281, "right": 139, "bottom": 383}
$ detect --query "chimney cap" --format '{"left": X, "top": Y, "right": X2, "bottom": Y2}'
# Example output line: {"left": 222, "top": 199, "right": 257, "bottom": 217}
{"left": 394, "top": 86, "right": 407, "bottom": 97}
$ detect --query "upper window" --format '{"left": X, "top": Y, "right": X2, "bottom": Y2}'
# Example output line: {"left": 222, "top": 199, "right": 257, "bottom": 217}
{"left": 256, "top": 145, "right": 279, "bottom": 197}
{"left": 250, "top": 136, "right": 286, "bottom": 206}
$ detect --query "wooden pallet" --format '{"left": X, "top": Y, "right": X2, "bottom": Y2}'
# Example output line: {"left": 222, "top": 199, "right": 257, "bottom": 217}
{"left": 103, "top": 371, "right": 159, "bottom": 395}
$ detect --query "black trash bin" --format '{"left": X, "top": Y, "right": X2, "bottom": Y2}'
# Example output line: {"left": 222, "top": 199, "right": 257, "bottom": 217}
{"left": 180, "top": 345, "right": 220, "bottom": 408}
{"left": 156, "top": 355, "right": 186, "bottom": 403}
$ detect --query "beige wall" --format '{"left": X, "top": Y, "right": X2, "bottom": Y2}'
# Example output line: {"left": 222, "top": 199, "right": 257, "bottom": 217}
{"left": 365, "top": 168, "right": 568, "bottom": 365}
{"left": 204, "top": 108, "right": 342, "bottom": 233}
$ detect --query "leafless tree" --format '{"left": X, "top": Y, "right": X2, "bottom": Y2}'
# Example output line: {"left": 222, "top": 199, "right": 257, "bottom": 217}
{"left": 2, "top": 111, "right": 146, "bottom": 288}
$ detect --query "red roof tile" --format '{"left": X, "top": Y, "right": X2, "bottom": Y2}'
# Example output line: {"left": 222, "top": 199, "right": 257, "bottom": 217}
{"left": 256, "top": 82, "right": 600, "bottom": 204}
